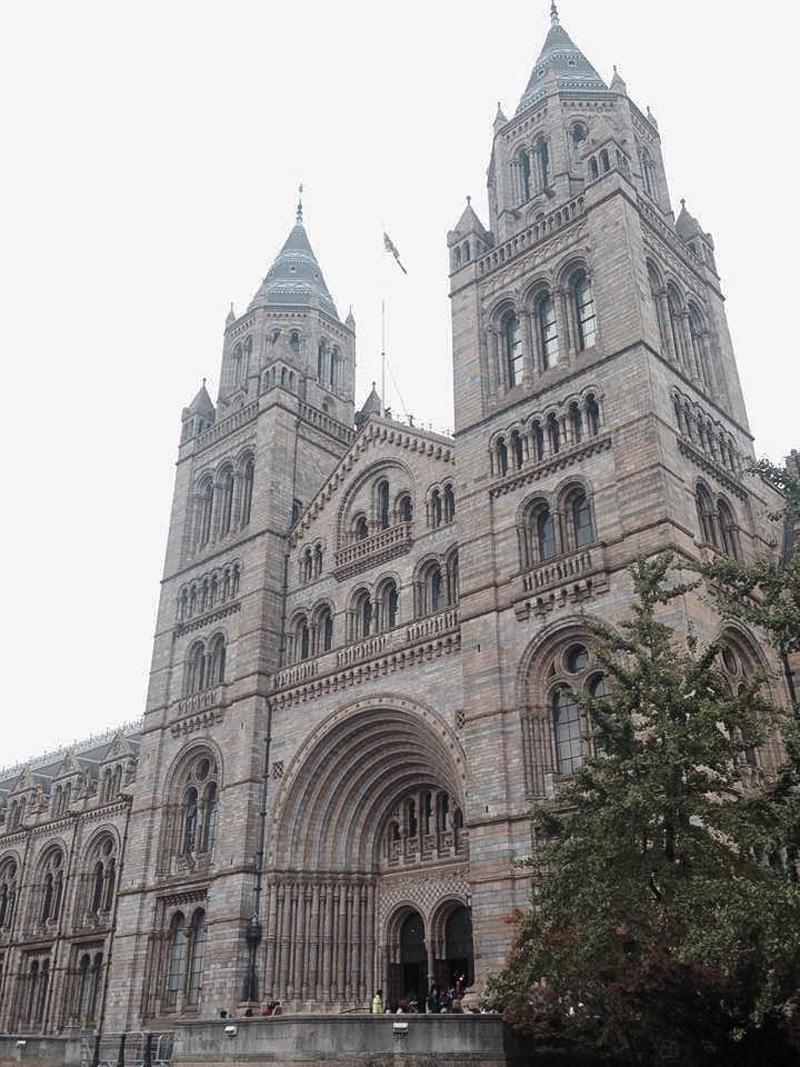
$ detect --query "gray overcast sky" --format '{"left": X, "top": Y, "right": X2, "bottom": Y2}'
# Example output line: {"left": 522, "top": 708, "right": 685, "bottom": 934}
{"left": 1, "top": 0, "right": 797, "bottom": 770}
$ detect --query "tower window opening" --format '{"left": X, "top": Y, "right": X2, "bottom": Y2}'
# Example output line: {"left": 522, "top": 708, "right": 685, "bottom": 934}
{"left": 504, "top": 313, "right": 523, "bottom": 387}
{"left": 538, "top": 294, "right": 559, "bottom": 368}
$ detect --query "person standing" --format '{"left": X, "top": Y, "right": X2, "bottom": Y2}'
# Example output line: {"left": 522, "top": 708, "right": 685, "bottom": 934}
{"left": 371, "top": 989, "right": 383, "bottom": 1014}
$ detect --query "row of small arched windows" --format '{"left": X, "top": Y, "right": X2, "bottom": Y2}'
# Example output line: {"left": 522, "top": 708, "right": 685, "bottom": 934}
{"left": 0, "top": 833, "right": 119, "bottom": 935}
{"left": 164, "top": 907, "right": 207, "bottom": 1010}
{"left": 178, "top": 562, "right": 241, "bottom": 621}
{"left": 492, "top": 393, "right": 601, "bottom": 478}
{"left": 350, "top": 479, "right": 414, "bottom": 544}
{"left": 673, "top": 392, "right": 740, "bottom": 474}
{"left": 289, "top": 553, "right": 459, "bottom": 662}
{"left": 428, "top": 483, "right": 455, "bottom": 528}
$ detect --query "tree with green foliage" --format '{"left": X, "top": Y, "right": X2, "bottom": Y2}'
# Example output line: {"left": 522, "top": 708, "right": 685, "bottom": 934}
{"left": 698, "top": 458, "right": 800, "bottom": 715}
{"left": 485, "top": 554, "right": 800, "bottom": 1066}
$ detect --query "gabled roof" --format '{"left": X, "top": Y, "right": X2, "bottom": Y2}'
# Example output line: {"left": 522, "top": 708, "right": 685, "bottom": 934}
{"left": 289, "top": 415, "right": 455, "bottom": 547}
{"left": 248, "top": 209, "right": 339, "bottom": 320}
{"left": 517, "top": 5, "right": 607, "bottom": 115}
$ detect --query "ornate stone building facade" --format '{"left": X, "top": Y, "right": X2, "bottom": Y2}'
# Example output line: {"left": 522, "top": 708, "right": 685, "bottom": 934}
{"left": 0, "top": 4, "right": 794, "bottom": 1036}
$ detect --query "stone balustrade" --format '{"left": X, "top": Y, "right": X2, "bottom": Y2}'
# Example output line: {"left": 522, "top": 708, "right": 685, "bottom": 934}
{"left": 333, "top": 522, "right": 414, "bottom": 579}
{"left": 477, "top": 195, "right": 585, "bottom": 277}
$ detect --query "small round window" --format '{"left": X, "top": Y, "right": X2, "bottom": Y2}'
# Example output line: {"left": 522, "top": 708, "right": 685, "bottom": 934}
{"left": 197, "top": 758, "right": 211, "bottom": 781}
{"left": 566, "top": 645, "right": 589, "bottom": 674}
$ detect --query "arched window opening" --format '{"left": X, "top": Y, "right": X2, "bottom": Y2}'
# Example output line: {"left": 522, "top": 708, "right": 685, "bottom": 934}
{"left": 538, "top": 294, "right": 559, "bottom": 368}
{"left": 531, "top": 420, "right": 544, "bottom": 463}
{"left": 380, "top": 581, "right": 399, "bottom": 631}
{"left": 219, "top": 467, "right": 234, "bottom": 537}
{"left": 430, "top": 565, "right": 444, "bottom": 613}
{"left": 447, "top": 551, "right": 460, "bottom": 606}
{"left": 496, "top": 438, "right": 508, "bottom": 477}
{"left": 398, "top": 493, "right": 413, "bottom": 523}
{"left": 317, "top": 342, "right": 326, "bottom": 381}
{"left": 453, "top": 246, "right": 462, "bottom": 270}
{"left": 182, "top": 788, "right": 198, "bottom": 855}
{"left": 667, "top": 285, "right": 684, "bottom": 365}
{"left": 586, "top": 394, "right": 601, "bottom": 436}
{"left": 568, "top": 489, "right": 595, "bottom": 549}
{"left": 510, "top": 430, "right": 524, "bottom": 469}
{"left": 504, "top": 313, "right": 523, "bottom": 387}
{"left": 91, "top": 861, "right": 104, "bottom": 913}
{"left": 554, "top": 687, "right": 583, "bottom": 775}
{"left": 407, "top": 798, "right": 418, "bottom": 837}
{"left": 462, "top": 241, "right": 471, "bottom": 262}
{"left": 303, "top": 548, "right": 313, "bottom": 583}
{"left": 317, "top": 607, "right": 334, "bottom": 653}
{"left": 717, "top": 498, "right": 740, "bottom": 560}
{"left": 589, "top": 157, "right": 599, "bottom": 180}
{"left": 330, "top": 347, "right": 340, "bottom": 389}
{"left": 377, "top": 479, "right": 390, "bottom": 530}
{"left": 197, "top": 479, "right": 214, "bottom": 548}
{"left": 430, "top": 489, "right": 442, "bottom": 528}
{"left": 443, "top": 484, "right": 455, "bottom": 523}
{"left": 535, "top": 137, "right": 550, "bottom": 189}
{"left": 547, "top": 413, "right": 560, "bottom": 454}
{"left": 354, "top": 592, "right": 372, "bottom": 641}
{"left": 569, "top": 403, "right": 583, "bottom": 444}
{"left": 185, "top": 644, "right": 205, "bottom": 693}
{"left": 696, "top": 484, "right": 716, "bottom": 546}
{"left": 208, "top": 635, "right": 225, "bottom": 685}
{"left": 314, "top": 544, "right": 323, "bottom": 577}
{"left": 186, "top": 909, "right": 207, "bottom": 1006}
{"left": 354, "top": 515, "right": 369, "bottom": 541}
{"left": 289, "top": 331, "right": 300, "bottom": 355}
{"left": 571, "top": 123, "right": 588, "bottom": 162}
{"left": 0, "top": 861, "right": 17, "bottom": 929}
{"left": 198, "top": 781, "right": 217, "bottom": 854}
{"left": 536, "top": 507, "right": 557, "bottom": 562}
{"left": 600, "top": 148, "right": 610, "bottom": 173}
{"left": 573, "top": 272, "right": 597, "bottom": 350}
{"left": 296, "top": 617, "right": 310, "bottom": 662}
{"left": 165, "top": 912, "right": 187, "bottom": 1009}
{"left": 689, "top": 306, "right": 710, "bottom": 387}
{"left": 519, "top": 149, "right": 532, "bottom": 202}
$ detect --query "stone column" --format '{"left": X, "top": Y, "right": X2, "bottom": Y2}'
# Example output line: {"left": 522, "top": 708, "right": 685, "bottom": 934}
{"left": 522, "top": 310, "right": 535, "bottom": 385}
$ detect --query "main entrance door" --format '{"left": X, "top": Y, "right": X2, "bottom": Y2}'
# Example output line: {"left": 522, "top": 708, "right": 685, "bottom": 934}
{"left": 444, "top": 905, "right": 474, "bottom": 988}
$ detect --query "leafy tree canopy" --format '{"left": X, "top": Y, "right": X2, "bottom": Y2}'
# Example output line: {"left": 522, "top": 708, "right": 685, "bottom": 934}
{"left": 486, "top": 554, "right": 800, "bottom": 1066}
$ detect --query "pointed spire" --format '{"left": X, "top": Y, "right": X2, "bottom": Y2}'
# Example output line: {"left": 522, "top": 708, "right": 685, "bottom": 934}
{"left": 676, "top": 198, "right": 702, "bottom": 240}
{"left": 494, "top": 101, "right": 508, "bottom": 131}
{"left": 187, "top": 379, "right": 215, "bottom": 417}
{"left": 517, "top": 6, "right": 607, "bottom": 115}
{"left": 248, "top": 197, "right": 339, "bottom": 319}
{"left": 610, "top": 64, "right": 627, "bottom": 95}
{"left": 226, "top": 303, "right": 236, "bottom": 326}
{"left": 296, "top": 182, "right": 304, "bottom": 224}
{"left": 345, "top": 305, "right": 355, "bottom": 328}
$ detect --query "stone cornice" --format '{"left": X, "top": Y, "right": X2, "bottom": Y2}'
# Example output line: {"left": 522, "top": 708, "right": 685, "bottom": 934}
{"left": 678, "top": 438, "right": 747, "bottom": 501}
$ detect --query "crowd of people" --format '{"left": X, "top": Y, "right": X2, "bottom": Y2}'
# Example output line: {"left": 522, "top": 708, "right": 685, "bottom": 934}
{"left": 371, "top": 975, "right": 483, "bottom": 1015}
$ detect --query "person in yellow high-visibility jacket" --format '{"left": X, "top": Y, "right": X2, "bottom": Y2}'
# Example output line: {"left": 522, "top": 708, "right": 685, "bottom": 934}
{"left": 371, "top": 989, "right": 383, "bottom": 1014}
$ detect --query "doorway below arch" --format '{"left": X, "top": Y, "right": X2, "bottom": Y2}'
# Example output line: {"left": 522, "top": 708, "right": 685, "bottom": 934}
{"left": 392, "top": 909, "right": 427, "bottom": 1007}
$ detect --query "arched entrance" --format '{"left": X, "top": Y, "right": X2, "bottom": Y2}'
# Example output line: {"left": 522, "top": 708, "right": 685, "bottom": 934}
{"left": 265, "top": 699, "right": 469, "bottom": 1010}
{"left": 398, "top": 910, "right": 427, "bottom": 1005}
{"left": 430, "top": 899, "right": 474, "bottom": 990}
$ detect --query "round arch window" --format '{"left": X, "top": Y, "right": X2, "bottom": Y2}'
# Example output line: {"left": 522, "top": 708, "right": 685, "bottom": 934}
{"left": 565, "top": 645, "right": 589, "bottom": 674}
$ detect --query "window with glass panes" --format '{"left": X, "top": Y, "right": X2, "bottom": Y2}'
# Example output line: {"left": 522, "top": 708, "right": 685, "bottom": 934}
{"left": 575, "top": 275, "right": 597, "bottom": 349}
{"left": 504, "top": 315, "right": 523, "bottom": 386}
{"left": 539, "top": 296, "right": 559, "bottom": 367}
{"left": 554, "top": 687, "right": 583, "bottom": 775}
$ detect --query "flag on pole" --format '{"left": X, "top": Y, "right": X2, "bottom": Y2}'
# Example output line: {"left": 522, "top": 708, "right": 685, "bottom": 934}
{"left": 383, "top": 232, "right": 408, "bottom": 274}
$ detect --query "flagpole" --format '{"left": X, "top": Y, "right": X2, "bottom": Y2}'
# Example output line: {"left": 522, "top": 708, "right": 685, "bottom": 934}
{"left": 381, "top": 228, "right": 406, "bottom": 417}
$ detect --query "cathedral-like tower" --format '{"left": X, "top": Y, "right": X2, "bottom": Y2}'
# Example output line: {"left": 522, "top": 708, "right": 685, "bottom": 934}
{"left": 106, "top": 205, "right": 359, "bottom": 1027}
{"left": 448, "top": 2, "right": 784, "bottom": 977}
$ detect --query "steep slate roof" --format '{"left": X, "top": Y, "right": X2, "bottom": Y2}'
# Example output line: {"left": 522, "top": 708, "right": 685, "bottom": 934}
{"left": 517, "top": 5, "right": 607, "bottom": 115}
{"left": 248, "top": 210, "right": 339, "bottom": 320}
{"left": 676, "top": 199, "right": 703, "bottom": 241}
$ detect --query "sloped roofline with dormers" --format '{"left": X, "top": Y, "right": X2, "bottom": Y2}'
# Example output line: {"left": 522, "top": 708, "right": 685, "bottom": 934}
{"left": 288, "top": 415, "right": 455, "bottom": 549}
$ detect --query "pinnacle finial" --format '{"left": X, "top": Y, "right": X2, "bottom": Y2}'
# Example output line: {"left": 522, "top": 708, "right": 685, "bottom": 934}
{"left": 550, "top": 0, "right": 559, "bottom": 25}
{"left": 466, "top": 195, "right": 472, "bottom": 206}
{"left": 296, "top": 182, "right": 304, "bottom": 224}
{"left": 202, "top": 377, "right": 207, "bottom": 388}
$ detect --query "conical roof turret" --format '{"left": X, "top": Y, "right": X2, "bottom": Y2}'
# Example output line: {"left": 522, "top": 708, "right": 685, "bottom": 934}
{"left": 248, "top": 203, "right": 339, "bottom": 319}
{"left": 186, "top": 380, "right": 215, "bottom": 417}
{"left": 517, "top": 3, "right": 606, "bottom": 115}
